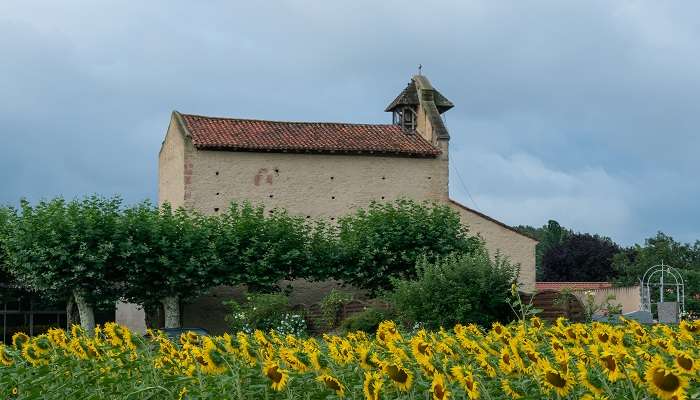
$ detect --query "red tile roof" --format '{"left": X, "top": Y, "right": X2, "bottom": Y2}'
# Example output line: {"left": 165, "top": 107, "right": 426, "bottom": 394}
{"left": 536, "top": 282, "right": 613, "bottom": 291}
{"left": 177, "top": 112, "right": 441, "bottom": 157}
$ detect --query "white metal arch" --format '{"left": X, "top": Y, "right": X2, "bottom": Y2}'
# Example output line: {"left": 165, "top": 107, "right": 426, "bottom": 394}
{"left": 640, "top": 261, "right": 685, "bottom": 316}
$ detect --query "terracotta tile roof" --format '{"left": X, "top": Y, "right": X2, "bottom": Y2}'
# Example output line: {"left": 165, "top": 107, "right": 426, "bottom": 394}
{"left": 177, "top": 112, "right": 441, "bottom": 157}
{"left": 536, "top": 282, "right": 613, "bottom": 292}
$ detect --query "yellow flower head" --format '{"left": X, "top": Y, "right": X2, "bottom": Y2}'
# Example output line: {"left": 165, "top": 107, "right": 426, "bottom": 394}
{"left": 11, "top": 332, "right": 29, "bottom": 349}
{"left": 645, "top": 357, "right": 688, "bottom": 400}
{"left": 500, "top": 379, "right": 522, "bottom": 399}
{"left": 0, "top": 344, "right": 14, "bottom": 367}
{"left": 363, "top": 371, "right": 383, "bottom": 400}
{"left": 263, "top": 360, "right": 289, "bottom": 391}
{"left": 430, "top": 374, "right": 449, "bottom": 400}
{"left": 317, "top": 374, "right": 345, "bottom": 398}
{"left": 541, "top": 366, "right": 573, "bottom": 397}
{"left": 383, "top": 361, "right": 413, "bottom": 392}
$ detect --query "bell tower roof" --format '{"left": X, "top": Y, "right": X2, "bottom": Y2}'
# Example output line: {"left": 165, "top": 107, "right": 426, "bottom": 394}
{"left": 385, "top": 75, "right": 454, "bottom": 114}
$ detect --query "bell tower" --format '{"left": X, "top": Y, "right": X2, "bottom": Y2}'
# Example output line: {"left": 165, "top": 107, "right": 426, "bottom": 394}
{"left": 385, "top": 74, "right": 453, "bottom": 151}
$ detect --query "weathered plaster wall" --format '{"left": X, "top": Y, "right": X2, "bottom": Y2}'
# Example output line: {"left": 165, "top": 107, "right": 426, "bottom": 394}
{"left": 188, "top": 150, "right": 449, "bottom": 217}
{"left": 450, "top": 200, "right": 538, "bottom": 292}
{"left": 158, "top": 116, "right": 188, "bottom": 209}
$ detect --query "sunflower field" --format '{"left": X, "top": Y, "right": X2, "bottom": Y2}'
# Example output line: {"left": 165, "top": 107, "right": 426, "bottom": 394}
{"left": 1, "top": 319, "right": 699, "bottom": 400}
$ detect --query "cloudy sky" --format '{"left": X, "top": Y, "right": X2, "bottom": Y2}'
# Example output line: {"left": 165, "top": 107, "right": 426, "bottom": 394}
{"left": 1, "top": 1, "right": 698, "bottom": 246}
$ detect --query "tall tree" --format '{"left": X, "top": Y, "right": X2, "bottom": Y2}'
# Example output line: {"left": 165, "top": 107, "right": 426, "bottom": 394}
{"left": 211, "top": 202, "right": 313, "bottom": 293}
{"left": 541, "top": 233, "right": 620, "bottom": 282}
{"left": 119, "top": 202, "right": 222, "bottom": 328}
{"left": 335, "top": 199, "right": 482, "bottom": 293}
{"left": 515, "top": 220, "right": 570, "bottom": 280}
{"left": 3, "top": 197, "right": 125, "bottom": 331}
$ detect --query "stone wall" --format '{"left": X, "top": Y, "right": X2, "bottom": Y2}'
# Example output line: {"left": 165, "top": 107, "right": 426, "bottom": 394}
{"left": 450, "top": 200, "right": 538, "bottom": 292}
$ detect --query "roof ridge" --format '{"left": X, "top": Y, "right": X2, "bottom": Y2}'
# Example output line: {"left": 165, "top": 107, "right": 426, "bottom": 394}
{"left": 179, "top": 113, "right": 397, "bottom": 128}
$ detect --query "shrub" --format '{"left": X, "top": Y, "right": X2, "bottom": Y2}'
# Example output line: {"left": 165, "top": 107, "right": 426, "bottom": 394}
{"left": 223, "top": 293, "right": 307, "bottom": 336}
{"left": 319, "top": 289, "right": 353, "bottom": 330}
{"left": 335, "top": 199, "right": 482, "bottom": 294}
{"left": 339, "top": 307, "right": 394, "bottom": 333}
{"left": 388, "top": 249, "right": 518, "bottom": 329}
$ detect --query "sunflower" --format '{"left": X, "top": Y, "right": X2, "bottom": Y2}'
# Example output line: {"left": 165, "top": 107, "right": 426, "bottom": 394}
{"left": 363, "top": 371, "right": 383, "bottom": 400}
{"left": 541, "top": 365, "right": 573, "bottom": 397}
{"left": 672, "top": 350, "right": 698, "bottom": 374}
{"left": 317, "top": 374, "right": 345, "bottom": 397}
{"left": 576, "top": 361, "right": 603, "bottom": 395}
{"left": 279, "top": 347, "right": 308, "bottom": 372}
{"left": 202, "top": 338, "right": 227, "bottom": 374}
{"left": 451, "top": 365, "right": 479, "bottom": 400}
{"left": 597, "top": 350, "right": 623, "bottom": 382}
{"left": 376, "top": 321, "right": 401, "bottom": 345}
{"left": 430, "top": 374, "right": 450, "bottom": 400}
{"left": 500, "top": 379, "right": 522, "bottom": 399}
{"left": 530, "top": 316, "right": 543, "bottom": 330}
{"left": 21, "top": 343, "right": 49, "bottom": 366}
{"left": 47, "top": 328, "right": 68, "bottom": 348}
{"left": 498, "top": 348, "right": 517, "bottom": 374}
{"left": 383, "top": 361, "right": 413, "bottom": 391}
{"left": 0, "top": 345, "right": 14, "bottom": 367}
{"left": 679, "top": 320, "right": 700, "bottom": 335}
{"left": 12, "top": 332, "right": 29, "bottom": 349}
{"left": 645, "top": 357, "right": 688, "bottom": 400}
{"left": 263, "top": 360, "right": 289, "bottom": 391}
{"left": 411, "top": 335, "right": 433, "bottom": 364}
{"left": 358, "top": 347, "right": 379, "bottom": 371}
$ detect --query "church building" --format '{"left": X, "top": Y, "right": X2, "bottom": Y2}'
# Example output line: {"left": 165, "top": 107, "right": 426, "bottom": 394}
{"left": 118, "top": 74, "right": 537, "bottom": 333}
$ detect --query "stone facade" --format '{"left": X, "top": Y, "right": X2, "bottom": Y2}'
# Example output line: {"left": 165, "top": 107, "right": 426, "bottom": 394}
{"left": 116, "top": 75, "right": 537, "bottom": 333}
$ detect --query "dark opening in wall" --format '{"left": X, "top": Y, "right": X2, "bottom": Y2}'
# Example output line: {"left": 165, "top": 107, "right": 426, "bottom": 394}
{"left": 427, "top": 176, "right": 431, "bottom": 180}
{"left": 306, "top": 216, "right": 311, "bottom": 219}
{"left": 269, "top": 194, "right": 274, "bottom": 198}
{"left": 330, "top": 217, "right": 335, "bottom": 221}
{"left": 214, "top": 208, "right": 219, "bottom": 212}
{"left": 331, "top": 196, "right": 335, "bottom": 200}
{"left": 381, "top": 196, "right": 385, "bottom": 200}
{"left": 381, "top": 176, "right": 386, "bottom": 180}
{"left": 215, "top": 171, "right": 219, "bottom": 176}
{"left": 216, "top": 192, "right": 220, "bottom": 196}
{"left": 330, "top": 176, "right": 334, "bottom": 180}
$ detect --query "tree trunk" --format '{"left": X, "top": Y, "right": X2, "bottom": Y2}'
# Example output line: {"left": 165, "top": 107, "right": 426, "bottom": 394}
{"left": 65, "top": 294, "right": 77, "bottom": 329}
{"left": 72, "top": 290, "right": 95, "bottom": 333}
{"left": 161, "top": 296, "right": 181, "bottom": 328}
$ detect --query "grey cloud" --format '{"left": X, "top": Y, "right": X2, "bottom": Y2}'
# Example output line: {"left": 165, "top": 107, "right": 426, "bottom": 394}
{"left": 0, "top": 0, "right": 698, "bottom": 246}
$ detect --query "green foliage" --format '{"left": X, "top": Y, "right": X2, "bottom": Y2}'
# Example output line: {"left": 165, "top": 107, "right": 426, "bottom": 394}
{"left": 515, "top": 220, "right": 570, "bottom": 280}
{"left": 118, "top": 202, "right": 223, "bottom": 307}
{"left": 223, "top": 293, "right": 307, "bottom": 335}
{"left": 211, "top": 203, "right": 315, "bottom": 292}
{"left": 3, "top": 196, "right": 125, "bottom": 307}
{"left": 388, "top": 249, "right": 518, "bottom": 329}
{"left": 613, "top": 232, "right": 700, "bottom": 315}
{"left": 541, "top": 232, "right": 621, "bottom": 282}
{"left": 339, "top": 307, "right": 394, "bottom": 333}
{"left": 506, "top": 283, "right": 542, "bottom": 323}
{"left": 0, "top": 206, "right": 15, "bottom": 283}
{"left": 336, "top": 199, "right": 482, "bottom": 293}
{"left": 319, "top": 289, "right": 353, "bottom": 330}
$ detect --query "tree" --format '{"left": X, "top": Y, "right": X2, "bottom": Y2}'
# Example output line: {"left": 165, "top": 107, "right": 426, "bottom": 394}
{"left": 119, "top": 202, "right": 222, "bottom": 328}
{"left": 335, "top": 199, "right": 482, "bottom": 293}
{"left": 540, "top": 233, "right": 620, "bottom": 282}
{"left": 3, "top": 197, "right": 125, "bottom": 331}
{"left": 515, "top": 220, "right": 570, "bottom": 280}
{"left": 211, "top": 202, "right": 314, "bottom": 292}
{"left": 0, "top": 206, "right": 15, "bottom": 284}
